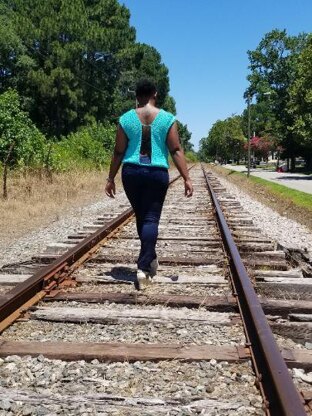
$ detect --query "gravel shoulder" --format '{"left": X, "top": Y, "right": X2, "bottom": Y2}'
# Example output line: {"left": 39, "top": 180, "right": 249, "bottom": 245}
{"left": 0, "top": 186, "right": 129, "bottom": 269}
{"left": 210, "top": 167, "right": 312, "bottom": 257}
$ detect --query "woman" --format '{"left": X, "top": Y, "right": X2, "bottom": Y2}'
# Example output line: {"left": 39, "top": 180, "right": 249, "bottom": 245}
{"left": 105, "top": 79, "right": 193, "bottom": 289}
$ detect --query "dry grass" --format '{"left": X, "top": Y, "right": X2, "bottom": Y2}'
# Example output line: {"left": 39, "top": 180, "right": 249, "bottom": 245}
{"left": 0, "top": 169, "right": 119, "bottom": 244}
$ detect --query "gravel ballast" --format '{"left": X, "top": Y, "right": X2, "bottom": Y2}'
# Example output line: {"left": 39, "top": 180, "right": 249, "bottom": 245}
{"left": 3, "top": 320, "right": 245, "bottom": 346}
{"left": 67, "top": 283, "right": 229, "bottom": 296}
{"left": 0, "top": 355, "right": 264, "bottom": 416}
{"left": 214, "top": 174, "right": 312, "bottom": 256}
{"left": 0, "top": 192, "right": 130, "bottom": 269}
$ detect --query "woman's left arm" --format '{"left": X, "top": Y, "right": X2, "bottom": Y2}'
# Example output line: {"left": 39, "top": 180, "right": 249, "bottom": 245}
{"left": 105, "top": 125, "right": 128, "bottom": 198}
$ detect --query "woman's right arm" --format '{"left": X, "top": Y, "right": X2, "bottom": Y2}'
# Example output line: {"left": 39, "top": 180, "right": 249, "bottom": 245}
{"left": 167, "top": 122, "right": 193, "bottom": 197}
{"left": 105, "top": 124, "right": 128, "bottom": 198}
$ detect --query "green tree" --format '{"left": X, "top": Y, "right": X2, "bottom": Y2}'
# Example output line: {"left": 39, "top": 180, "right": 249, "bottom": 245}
{"left": 3, "top": 0, "right": 136, "bottom": 136}
{"left": 241, "top": 100, "right": 275, "bottom": 138}
{"left": 80, "top": 0, "right": 136, "bottom": 125}
{"left": 113, "top": 43, "right": 171, "bottom": 116}
{"left": 176, "top": 121, "right": 193, "bottom": 152}
{"left": 246, "top": 29, "right": 308, "bottom": 170}
{"left": 163, "top": 95, "right": 176, "bottom": 114}
{"left": 288, "top": 35, "right": 312, "bottom": 170}
{"left": 1, "top": 0, "right": 186, "bottom": 176}
{"left": 2, "top": 0, "right": 177, "bottom": 137}
{"left": 199, "top": 116, "right": 245, "bottom": 163}
{"left": 0, "top": 2, "right": 34, "bottom": 92}
{"left": 199, "top": 120, "right": 225, "bottom": 162}
{"left": 0, "top": 89, "right": 46, "bottom": 198}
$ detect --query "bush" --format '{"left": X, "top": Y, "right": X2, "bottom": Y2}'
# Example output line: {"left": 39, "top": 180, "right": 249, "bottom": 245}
{"left": 0, "top": 89, "right": 47, "bottom": 169}
{"left": 51, "top": 123, "right": 116, "bottom": 172}
{"left": 185, "top": 151, "right": 198, "bottom": 162}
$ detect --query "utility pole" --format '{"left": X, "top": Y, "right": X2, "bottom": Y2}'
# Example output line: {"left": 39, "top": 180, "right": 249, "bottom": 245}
{"left": 247, "top": 95, "right": 252, "bottom": 178}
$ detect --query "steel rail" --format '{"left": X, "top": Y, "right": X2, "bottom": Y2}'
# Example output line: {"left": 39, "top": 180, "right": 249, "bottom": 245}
{"left": 0, "top": 207, "right": 134, "bottom": 327}
{"left": 202, "top": 167, "right": 306, "bottom": 416}
{"left": 0, "top": 169, "right": 188, "bottom": 329}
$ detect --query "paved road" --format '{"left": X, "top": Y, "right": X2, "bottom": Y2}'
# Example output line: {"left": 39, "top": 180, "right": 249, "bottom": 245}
{"left": 224, "top": 165, "right": 312, "bottom": 195}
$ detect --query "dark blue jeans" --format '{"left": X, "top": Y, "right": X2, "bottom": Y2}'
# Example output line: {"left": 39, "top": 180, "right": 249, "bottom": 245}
{"left": 122, "top": 163, "right": 169, "bottom": 272}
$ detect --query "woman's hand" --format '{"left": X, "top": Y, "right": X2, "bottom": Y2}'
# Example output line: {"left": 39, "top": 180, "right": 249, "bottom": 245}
{"left": 184, "top": 179, "right": 193, "bottom": 197}
{"left": 105, "top": 180, "right": 116, "bottom": 198}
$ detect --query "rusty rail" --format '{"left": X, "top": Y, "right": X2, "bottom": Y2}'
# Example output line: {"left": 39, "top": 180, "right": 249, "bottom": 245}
{"left": 0, "top": 169, "right": 188, "bottom": 328}
{"left": 203, "top": 167, "right": 306, "bottom": 416}
{"left": 0, "top": 208, "right": 133, "bottom": 327}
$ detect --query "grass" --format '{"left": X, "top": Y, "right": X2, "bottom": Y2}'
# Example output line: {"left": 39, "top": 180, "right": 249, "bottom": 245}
{"left": 209, "top": 165, "right": 312, "bottom": 230}
{"left": 248, "top": 175, "right": 312, "bottom": 211}
{"left": 226, "top": 169, "right": 312, "bottom": 211}
{"left": 0, "top": 169, "right": 115, "bottom": 245}
{"left": 0, "top": 161, "right": 191, "bottom": 246}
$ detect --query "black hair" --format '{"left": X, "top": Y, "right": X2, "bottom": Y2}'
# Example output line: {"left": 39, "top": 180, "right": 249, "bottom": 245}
{"left": 135, "top": 79, "right": 157, "bottom": 98}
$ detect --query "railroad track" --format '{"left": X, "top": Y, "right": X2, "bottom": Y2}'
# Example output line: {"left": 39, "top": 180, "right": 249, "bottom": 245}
{"left": 0, "top": 164, "right": 311, "bottom": 415}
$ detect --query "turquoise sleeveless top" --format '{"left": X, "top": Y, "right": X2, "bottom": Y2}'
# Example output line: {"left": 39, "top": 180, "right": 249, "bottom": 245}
{"left": 119, "top": 109, "right": 175, "bottom": 169}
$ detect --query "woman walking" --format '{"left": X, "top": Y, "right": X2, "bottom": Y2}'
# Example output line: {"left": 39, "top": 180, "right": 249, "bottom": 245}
{"left": 105, "top": 79, "right": 193, "bottom": 289}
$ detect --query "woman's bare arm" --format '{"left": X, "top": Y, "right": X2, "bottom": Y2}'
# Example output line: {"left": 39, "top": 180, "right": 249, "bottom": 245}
{"left": 105, "top": 125, "right": 128, "bottom": 198}
{"left": 167, "top": 122, "right": 193, "bottom": 197}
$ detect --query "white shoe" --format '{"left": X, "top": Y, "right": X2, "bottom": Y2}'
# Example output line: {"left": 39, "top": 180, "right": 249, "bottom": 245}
{"left": 150, "top": 258, "right": 159, "bottom": 278}
{"left": 136, "top": 269, "right": 150, "bottom": 290}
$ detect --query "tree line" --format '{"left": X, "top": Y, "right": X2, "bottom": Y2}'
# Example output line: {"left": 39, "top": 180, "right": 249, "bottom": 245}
{"left": 0, "top": 0, "right": 194, "bottom": 197}
{"left": 199, "top": 29, "right": 312, "bottom": 171}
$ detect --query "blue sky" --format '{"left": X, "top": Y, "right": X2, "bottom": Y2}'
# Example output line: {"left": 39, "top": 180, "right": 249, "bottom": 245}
{"left": 120, "top": 0, "right": 312, "bottom": 150}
